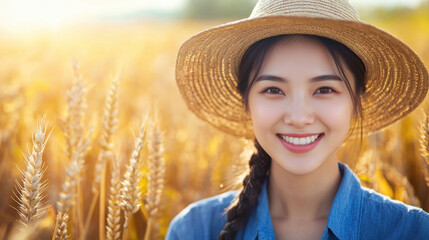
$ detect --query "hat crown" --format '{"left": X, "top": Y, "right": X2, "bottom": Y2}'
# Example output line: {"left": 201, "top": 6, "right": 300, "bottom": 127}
{"left": 250, "top": 0, "right": 360, "bottom": 21}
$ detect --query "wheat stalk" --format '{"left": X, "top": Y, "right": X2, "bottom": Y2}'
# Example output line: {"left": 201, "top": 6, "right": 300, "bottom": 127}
{"left": 120, "top": 123, "right": 146, "bottom": 234}
{"left": 14, "top": 116, "right": 50, "bottom": 228}
{"left": 144, "top": 123, "right": 165, "bottom": 240}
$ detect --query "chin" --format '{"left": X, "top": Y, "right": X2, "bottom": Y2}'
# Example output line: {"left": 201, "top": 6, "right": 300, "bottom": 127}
{"left": 277, "top": 158, "right": 326, "bottom": 176}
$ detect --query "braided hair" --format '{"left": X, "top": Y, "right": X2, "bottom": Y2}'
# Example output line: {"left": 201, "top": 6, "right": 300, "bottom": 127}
{"left": 218, "top": 140, "right": 271, "bottom": 239}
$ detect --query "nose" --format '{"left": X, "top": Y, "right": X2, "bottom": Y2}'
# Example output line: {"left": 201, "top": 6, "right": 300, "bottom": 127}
{"left": 283, "top": 95, "right": 315, "bottom": 128}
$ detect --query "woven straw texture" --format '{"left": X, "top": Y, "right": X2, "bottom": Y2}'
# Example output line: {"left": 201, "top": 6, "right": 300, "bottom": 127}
{"left": 176, "top": 0, "right": 429, "bottom": 139}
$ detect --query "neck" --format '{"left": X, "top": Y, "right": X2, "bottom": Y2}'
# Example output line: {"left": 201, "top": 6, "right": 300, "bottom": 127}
{"left": 267, "top": 158, "right": 341, "bottom": 221}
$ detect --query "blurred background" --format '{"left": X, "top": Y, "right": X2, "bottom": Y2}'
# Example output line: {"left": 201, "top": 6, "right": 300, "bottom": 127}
{"left": 0, "top": 0, "right": 429, "bottom": 239}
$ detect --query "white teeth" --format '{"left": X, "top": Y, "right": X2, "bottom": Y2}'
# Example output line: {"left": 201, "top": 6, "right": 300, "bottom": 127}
{"left": 280, "top": 134, "right": 321, "bottom": 145}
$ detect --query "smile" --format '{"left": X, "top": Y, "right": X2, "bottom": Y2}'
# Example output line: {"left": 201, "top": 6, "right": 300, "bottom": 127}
{"left": 277, "top": 133, "right": 324, "bottom": 153}
{"left": 279, "top": 134, "right": 322, "bottom": 145}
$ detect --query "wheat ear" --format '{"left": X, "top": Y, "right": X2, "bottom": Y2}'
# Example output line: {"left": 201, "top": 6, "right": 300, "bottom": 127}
{"left": 59, "top": 61, "right": 91, "bottom": 213}
{"left": 93, "top": 76, "right": 119, "bottom": 193}
{"left": 54, "top": 212, "right": 70, "bottom": 240}
{"left": 61, "top": 61, "right": 92, "bottom": 237}
{"left": 15, "top": 116, "right": 51, "bottom": 228}
{"left": 120, "top": 124, "right": 146, "bottom": 234}
{"left": 106, "top": 154, "right": 122, "bottom": 240}
{"left": 419, "top": 113, "right": 429, "bottom": 186}
{"left": 52, "top": 153, "right": 84, "bottom": 240}
{"left": 144, "top": 123, "right": 165, "bottom": 240}
{"left": 61, "top": 61, "right": 91, "bottom": 164}
{"left": 56, "top": 159, "right": 82, "bottom": 212}
{"left": 90, "top": 76, "right": 119, "bottom": 240}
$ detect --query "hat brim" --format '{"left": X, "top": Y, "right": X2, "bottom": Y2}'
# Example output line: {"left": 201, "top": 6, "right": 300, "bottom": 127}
{"left": 176, "top": 16, "right": 428, "bottom": 139}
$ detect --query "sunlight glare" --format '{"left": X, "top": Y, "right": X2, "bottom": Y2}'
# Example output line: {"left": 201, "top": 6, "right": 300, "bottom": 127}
{"left": 0, "top": 0, "right": 80, "bottom": 32}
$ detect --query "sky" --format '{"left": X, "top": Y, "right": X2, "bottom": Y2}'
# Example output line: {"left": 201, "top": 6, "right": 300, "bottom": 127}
{"left": 0, "top": 0, "right": 424, "bottom": 32}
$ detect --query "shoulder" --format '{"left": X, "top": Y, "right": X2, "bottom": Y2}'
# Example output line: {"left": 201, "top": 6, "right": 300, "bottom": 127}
{"left": 359, "top": 187, "right": 429, "bottom": 239}
{"left": 165, "top": 190, "right": 238, "bottom": 240}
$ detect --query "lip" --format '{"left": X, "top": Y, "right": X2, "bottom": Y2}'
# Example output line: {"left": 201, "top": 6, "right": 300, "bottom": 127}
{"left": 278, "top": 133, "right": 324, "bottom": 153}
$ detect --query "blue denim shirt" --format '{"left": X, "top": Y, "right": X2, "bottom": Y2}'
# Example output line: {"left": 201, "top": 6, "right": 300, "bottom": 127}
{"left": 165, "top": 163, "right": 429, "bottom": 239}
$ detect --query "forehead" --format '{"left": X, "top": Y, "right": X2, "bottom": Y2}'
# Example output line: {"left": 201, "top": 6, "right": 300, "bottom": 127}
{"left": 262, "top": 37, "right": 338, "bottom": 73}
{"left": 256, "top": 36, "right": 355, "bottom": 87}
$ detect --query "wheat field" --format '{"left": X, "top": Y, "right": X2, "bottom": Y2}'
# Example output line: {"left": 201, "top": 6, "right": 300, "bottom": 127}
{"left": 0, "top": 11, "right": 429, "bottom": 239}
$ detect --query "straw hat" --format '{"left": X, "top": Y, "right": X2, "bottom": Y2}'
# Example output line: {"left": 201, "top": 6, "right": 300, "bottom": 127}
{"left": 176, "top": 0, "right": 429, "bottom": 139}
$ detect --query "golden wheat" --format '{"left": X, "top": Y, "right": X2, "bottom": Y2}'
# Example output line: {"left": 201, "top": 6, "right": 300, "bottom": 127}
{"left": 54, "top": 212, "right": 70, "bottom": 240}
{"left": 61, "top": 61, "right": 92, "bottom": 164}
{"left": 146, "top": 123, "right": 165, "bottom": 217}
{"left": 56, "top": 159, "right": 81, "bottom": 212}
{"left": 120, "top": 123, "right": 146, "bottom": 232}
{"left": 92, "top": 76, "right": 119, "bottom": 240}
{"left": 144, "top": 123, "right": 166, "bottom": 239}
{"left": 14, "top": 116, "right": 50, "bottom": 228}
{"left": 105, "top": 154, "right": 122, "bottom": 240}
{"left": 56, "top": 64, "right": 93, "bottom": 239}
{"left": 93, "top": 76, "right": 119, "bottom": 193}
{"left": 0, "top": 14, "right": 427, "bottom": 239}
{"left": 59, "top": 63, "right": 91, "bottom": 212}
{"left": 419, "top": 113, "right": 429, "bottom": 186}
{"left": 381, "top": 162, "right": 421, "bottom": 206}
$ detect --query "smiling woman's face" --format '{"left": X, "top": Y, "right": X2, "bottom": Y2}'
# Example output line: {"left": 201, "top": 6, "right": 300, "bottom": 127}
{"left": 248, "top": 37, "right": 355, "bottom": 175}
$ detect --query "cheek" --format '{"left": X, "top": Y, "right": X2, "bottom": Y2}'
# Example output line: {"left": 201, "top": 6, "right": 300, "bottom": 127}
{"left": 248, "top": 96, "right": 282, "bottom": 131}
{"left": 315, "top": 98, "right": 353, "bottom": 130}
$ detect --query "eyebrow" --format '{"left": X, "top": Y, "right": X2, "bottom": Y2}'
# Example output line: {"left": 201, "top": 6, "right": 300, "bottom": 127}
{"left": 255, "top": 74, "right": 343, "bottom": 82}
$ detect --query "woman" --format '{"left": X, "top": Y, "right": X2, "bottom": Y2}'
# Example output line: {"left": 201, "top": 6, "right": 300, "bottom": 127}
{"left": 167, "top": 0, "right": 429, "bottom": 239}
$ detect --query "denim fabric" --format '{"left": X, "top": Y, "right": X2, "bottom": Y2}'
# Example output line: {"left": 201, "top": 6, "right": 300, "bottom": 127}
{"left": 165, "top": 162, "right": 429, "bottom": 239}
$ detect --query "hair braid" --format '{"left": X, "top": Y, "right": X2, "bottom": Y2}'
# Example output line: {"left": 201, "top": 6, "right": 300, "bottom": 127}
{"left": 218, "top": 140, "right": 271, "bottom": 240}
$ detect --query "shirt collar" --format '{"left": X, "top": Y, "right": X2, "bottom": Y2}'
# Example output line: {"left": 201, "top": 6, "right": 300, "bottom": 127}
{"left": 325, "top": 162, "right": 362, "bottom": 239}
{"left": 238, "top": 162, "right": 362, "bottom": 240}
{"left": 239, "top": 176, "right": 275, "bottom": 240}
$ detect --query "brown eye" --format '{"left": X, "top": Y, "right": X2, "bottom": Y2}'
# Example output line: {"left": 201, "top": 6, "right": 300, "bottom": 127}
{"left": 315, "top": 87, "right": 335, "bottom": 94}
{"left": 263, "top": 87, "right": 284, "bottom": 95}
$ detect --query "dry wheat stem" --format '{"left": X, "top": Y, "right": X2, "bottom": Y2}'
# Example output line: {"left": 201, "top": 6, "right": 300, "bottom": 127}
{"left": 82, "top": 190, "right": 99, "bottom": 237}
{"left": 106, "top": 157, "right": 122, "bottom": 240}
{"left": 15, "top": 116, "right": 50, "bottom": 228}
{"left": 143, "top": 219, "right": 153, "bottom": 240}
{"left": 146, "top": 124, "right": 165, "bottom": 218}
{"left": 120, "top": 123, "right": 146, "bottom": 233}
{"left": 0, "top": 225, "right": 6, "bottom": 240}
